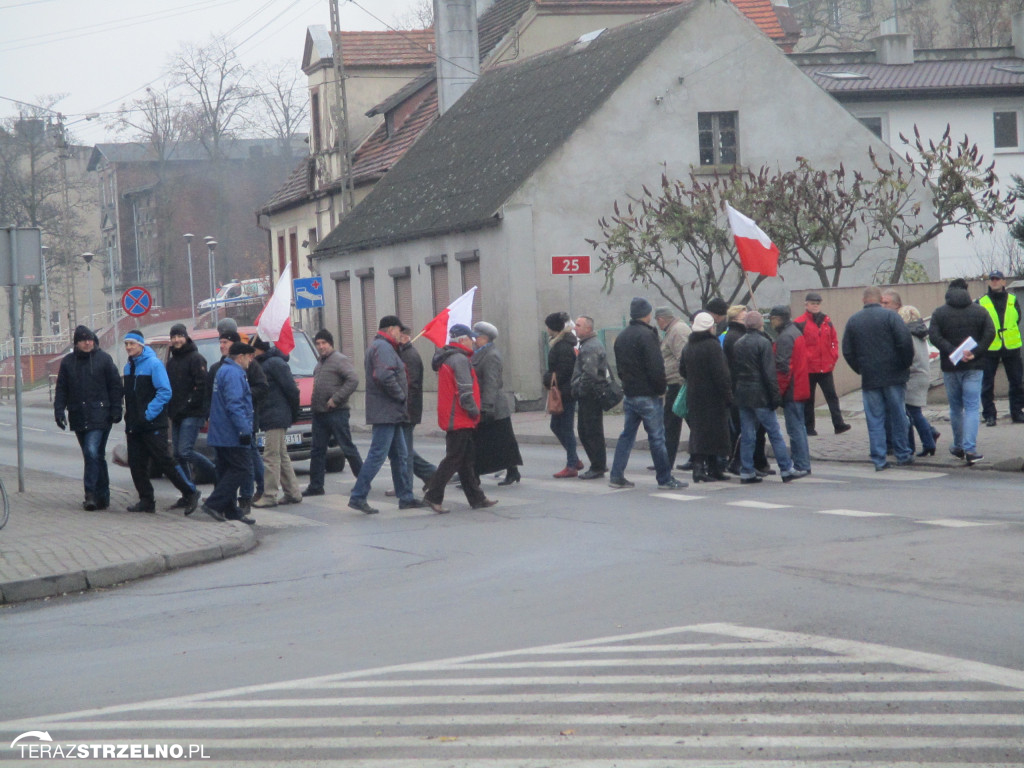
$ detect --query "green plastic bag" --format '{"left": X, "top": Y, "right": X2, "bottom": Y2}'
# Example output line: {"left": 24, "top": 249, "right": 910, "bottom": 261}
{"left": 672, "top": 383, "right": 688, "bottom": 419}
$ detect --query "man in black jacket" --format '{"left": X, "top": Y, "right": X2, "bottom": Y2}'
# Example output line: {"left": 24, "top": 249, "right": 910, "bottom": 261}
{"left": 166, "top": 324, "right": 216, "bottom": 502}
{"left": 608, "top": 297, "right": 686, "bottom": 490}
{"left": 842, "top": 286, "right": 915, "bottom": 471}
{"left": 929, "top": 278, "right": 997, "bottom": 465}
{"left": 252, "top": 338, "right": 302, "bottom": 507}
{"left": 54, "top": 326, "right": 123, "bottom": 510}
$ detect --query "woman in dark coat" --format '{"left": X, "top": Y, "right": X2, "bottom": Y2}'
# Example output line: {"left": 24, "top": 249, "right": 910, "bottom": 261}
{"left": 543, "top": 311, "right": 581, "bottom": 477}
{"left": 472, "top": 321, "right": 524, "bottom": 485}
{"left": 679, "top": 312, "right": 733, "bottom": 482}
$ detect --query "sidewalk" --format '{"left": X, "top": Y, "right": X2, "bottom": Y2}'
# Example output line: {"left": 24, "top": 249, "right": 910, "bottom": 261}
{"left": 1, "top": 386, "right": 1021, "bottom": 605}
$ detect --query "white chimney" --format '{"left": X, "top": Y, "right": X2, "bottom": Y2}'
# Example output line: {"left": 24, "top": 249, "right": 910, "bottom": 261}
{"left": 1014, "top": 11, "right": 1024, "bottom": 59}
{"left": 434, "top": 0, "right": 480, "bottom": 115}
{"left": 873, "top": 32, "right": 914, "bottom": 65}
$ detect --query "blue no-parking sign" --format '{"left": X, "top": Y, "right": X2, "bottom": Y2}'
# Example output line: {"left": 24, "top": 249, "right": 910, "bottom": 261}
{"left": 121, "top": 286, "right": 152, "bottom": 317}
{"left": 294, "top": 277, "right": 325, "bottom": 309}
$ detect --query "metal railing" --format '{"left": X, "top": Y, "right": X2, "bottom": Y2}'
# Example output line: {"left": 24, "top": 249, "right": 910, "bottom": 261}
{"left": 0, "top": 334, "right": 66, "bottom": 360}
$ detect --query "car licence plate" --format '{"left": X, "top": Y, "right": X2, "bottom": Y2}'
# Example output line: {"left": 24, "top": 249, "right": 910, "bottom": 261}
{"left": 284, "top": 432, "right": 303, "bottom": 446}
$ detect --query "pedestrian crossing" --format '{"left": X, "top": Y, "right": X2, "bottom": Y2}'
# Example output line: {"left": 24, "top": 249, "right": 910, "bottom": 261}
{"left": 5, "top": 623, "right": 1023, "bottom": 765}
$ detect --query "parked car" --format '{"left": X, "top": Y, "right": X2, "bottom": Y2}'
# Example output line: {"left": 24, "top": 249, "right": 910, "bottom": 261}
{"left": 112, "top": 325, "right": 346, "bottom": 482}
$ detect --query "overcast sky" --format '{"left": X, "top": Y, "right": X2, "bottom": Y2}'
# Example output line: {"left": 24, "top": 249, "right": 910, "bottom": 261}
{"left": 0, "top": 0, "right": 419, "bottom": 146}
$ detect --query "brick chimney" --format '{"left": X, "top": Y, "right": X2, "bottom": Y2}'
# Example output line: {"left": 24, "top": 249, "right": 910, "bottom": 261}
{"left": 434, "top": 0, "right": 480, "bottom": 115}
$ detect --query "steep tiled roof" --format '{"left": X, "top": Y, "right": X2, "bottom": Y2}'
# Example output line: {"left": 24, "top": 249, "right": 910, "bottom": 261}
{"left": 729, "top": 0, "right": 785, "bottom": 42}
{"left": 354, "top": 85, "right": 439, "bottom": 185}
{"left": 336, "top": 29, "right": 435, "bottom": 67}
{"left": 316, "top": 3, "right": 697, "bottom": 255}
{"left": 478, "top": 0, "right": 534, "bottom": 59}
{"left": 796, "top": 55, "right": 1024, "bottom": 96}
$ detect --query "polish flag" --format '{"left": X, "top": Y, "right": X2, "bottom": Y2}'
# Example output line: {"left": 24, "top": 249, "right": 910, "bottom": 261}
{"left": 420, "top": 286, "right": 477, "bottom": 346}
{"left": 255, "top": 271, "right": 295, "bottom": 355}
{"left": 726, "top": 203, "right": 779, "bottom": 277}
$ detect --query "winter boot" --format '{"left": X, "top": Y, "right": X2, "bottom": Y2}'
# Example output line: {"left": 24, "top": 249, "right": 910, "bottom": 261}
{"left": 707, "top": 456, "right": 728, "bottom": 481}
{"left": 691, "top": 457, "right": 711, "bottom": 483}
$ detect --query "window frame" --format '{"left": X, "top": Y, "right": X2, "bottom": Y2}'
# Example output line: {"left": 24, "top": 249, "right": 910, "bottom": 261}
{"left": 697, "top": 111, "right": 739, "bottom": 167}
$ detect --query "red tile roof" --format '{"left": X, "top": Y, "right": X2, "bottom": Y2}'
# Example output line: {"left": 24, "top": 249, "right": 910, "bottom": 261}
{"left": 728, "top": 0, "right": 786, "bottom": 41}
{"left": 352, "top": 84, "right": 439, "bottom": 185}
{"left": 336, "top": 30, "right": 435, "bottom": 68}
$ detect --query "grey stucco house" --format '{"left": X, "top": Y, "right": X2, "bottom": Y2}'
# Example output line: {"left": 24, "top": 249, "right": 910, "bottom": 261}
{"left": 313, "top": 0, "right": 937, "bottom": 401}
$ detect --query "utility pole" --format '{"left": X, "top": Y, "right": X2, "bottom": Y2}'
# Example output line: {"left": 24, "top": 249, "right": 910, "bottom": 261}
{"left": 54, "top": 113, "right": 77, "bottom": 328}
{"left": 329, "top": 0, "right": 355, "bottom": 214}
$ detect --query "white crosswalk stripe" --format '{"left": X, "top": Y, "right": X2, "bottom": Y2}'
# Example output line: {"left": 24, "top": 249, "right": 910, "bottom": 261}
{"left": 7, "top": 624, "right": 1024, "bottom": 765}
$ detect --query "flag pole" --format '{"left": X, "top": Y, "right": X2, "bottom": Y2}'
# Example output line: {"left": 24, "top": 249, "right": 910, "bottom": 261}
{"left": 742, "top": 270, "right": 759, "bottom": 311}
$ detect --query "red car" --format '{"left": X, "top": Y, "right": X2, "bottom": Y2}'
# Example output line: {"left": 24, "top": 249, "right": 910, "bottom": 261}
{"left": 113, "top": 326, "right": 346, "bottom": 481}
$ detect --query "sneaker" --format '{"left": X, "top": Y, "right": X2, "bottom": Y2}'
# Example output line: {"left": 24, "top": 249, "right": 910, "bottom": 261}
{"left": 949, "top": 447, "right": 965, "bottom": 459}
{"left": 301, "top": 486, "right": 325, "bottom": 497}
{"left": 553, "top": 467, "right": 578, "bottom": 478}
{"left": 471, "top": 498, "right": 499, "bottom": 509}
{"left": 608, "top": 477, "right": 635, "bottom": 489}
{"left": 873, "top": 462, "right": 891, "bottom": 472}
{"left": 578, "top": 469, "right": 606, "bottom": 480}
{"left": 657, "top": 478, "right": 689, "bottom": 490}
{"left": 199, "top": 504, "right": 226, "bottom": 522}
{"left": 782, "top": 470, "right": 810, "bottom": 482}
{"left": 348, "top": 499, "right": 379, "bottom": 515}
{"left": 252, "top": 496, "right": 278, "bottom": 508}
{"left": 965, "top": 452, "right": 984, "bottom": 466}
{"left": 183, "top": 490, "right": 202, "bottom": 516}
{"left": 834, "top": 423, "right": 852, "bottom": 435}
{"left": 740, "top": 476, "right": 762, "bottom": 484}
{"left": 168, "top": 496, "right": 189, "bottom": 510}
{"left": 126, "top": 501, "right": 155, "bottom": 513}
{"left": 398, "top": 498, "right": 425, "bottom": 510}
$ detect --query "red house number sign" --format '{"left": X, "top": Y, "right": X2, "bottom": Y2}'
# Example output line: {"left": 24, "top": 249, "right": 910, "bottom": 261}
{"left": 551, "top": 255, "right": 591, "bottom": 275}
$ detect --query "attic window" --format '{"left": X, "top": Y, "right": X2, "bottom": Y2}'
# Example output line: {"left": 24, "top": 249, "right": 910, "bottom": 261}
{"left": 817, "top": 70, "right": 870, "bottom": 80}
{"left": 994, "top": 64, "right": 1024, "bottom": 75}
{"left": 573, "top": 28, "right": 606, "bottom": 50}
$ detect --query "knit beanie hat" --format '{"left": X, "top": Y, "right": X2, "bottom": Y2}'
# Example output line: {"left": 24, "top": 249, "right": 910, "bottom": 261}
{"left": 705, "top": 297, "right": 729, "bottom": 316}
{"left": 629, "top": 297, "right": 653, "bottom": 320}
{"left": 169, "top": 323, "right": 188, "bottom": 338}
{"left": 219, "top": 330, "right": 241, "bottom": 344}
{"left": 545, "top": 312, "right": 568, "bottom": 332}
{"left": 124, "top": 330, "right": 145, "bottom": 345}
{"left": 692, "top": 312, "right": 715, "bottom": 333}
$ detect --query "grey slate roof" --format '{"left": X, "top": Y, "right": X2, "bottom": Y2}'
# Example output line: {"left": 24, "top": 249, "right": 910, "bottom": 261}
{"left": 316, "top": 1, "right": 696, "bottom": 256}
{"left": 86, "top": 138, "right": 307, "bottom": 171}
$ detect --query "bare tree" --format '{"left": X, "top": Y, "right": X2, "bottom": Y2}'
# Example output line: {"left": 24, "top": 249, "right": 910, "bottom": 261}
{"left": 393, "top": 0, "right": 433, "bottom": 29}
{"left": 109, "top": 85, "right": 195, "bottom": 167}
{"left": 170, "top": 37, "right": 252, "bottom": 161}
{"left": 249, "top": 60, "right": 309, "bottom": 157}
{"left": 951, "top": 0, "right": 1024, "bottom": 46}
{"left": 791, "top": 0, "right": 880, "bottom": 52}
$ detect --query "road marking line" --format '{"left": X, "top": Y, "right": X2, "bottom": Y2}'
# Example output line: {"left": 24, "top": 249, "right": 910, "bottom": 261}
{"left": 726, "top": 500, "right": 791, "bottom": 509}
{"left": 916, "top": 519, "right": 998, "bottom": 528}
{"left": 650, "top": 493, "right": 706, "bottom": 501}
{"left": 816, "top": 509, "right": 893, "bottom": 518}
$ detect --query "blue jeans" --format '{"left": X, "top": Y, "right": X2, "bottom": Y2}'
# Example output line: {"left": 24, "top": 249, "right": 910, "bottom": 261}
{"left": 308, "top": 408, "right": 364, "bottom": 491}
{"left": 610, "top": 395, "right": 672, "bottom": 484}
{"left": 350, "top": 424, "right": 413, "bottom": 503}
{"left": 906, "top": 405, "right": 936, "bottom": 452}
{"left": 739, "top": 407, "right": 793, "bottom": 478}
{"left": 782, "top": 400, "right": 811, "bottom": 472}
{"left": 862, "top": 385, "right": 911, "bottom": 467}
{"left": 172, "top": 416, "right": 217, "bottom": 484}
{"left": 549, "top": 400, "right": 579, "bottom": 468}
{"left": 401, "top": 422, "right": 436, "bottom": 491}
{"left": 75, "top": 428, "right": 111, "bottom": 504}
{"left": 944, "top": 369, "right": 983, "bottom": 454}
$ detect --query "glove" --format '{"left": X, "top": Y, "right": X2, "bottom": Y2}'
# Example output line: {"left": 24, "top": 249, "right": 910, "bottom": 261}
{"left": 239, "top": 433, "right": 252, "bottom": 446}
{"left": 55, "top": 415, "right": 67, "bottom": 431}
{"left": 111, "top": 410, "right": 123, "bottom": 424}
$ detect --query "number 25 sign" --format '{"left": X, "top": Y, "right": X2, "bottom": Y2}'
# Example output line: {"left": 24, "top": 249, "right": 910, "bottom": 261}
{"left": 551, "top": 255, "right": 591, "bottom": 275}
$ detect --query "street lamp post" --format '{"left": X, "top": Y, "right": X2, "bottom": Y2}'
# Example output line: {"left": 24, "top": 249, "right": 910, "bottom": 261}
{"left": 183, "top": 233, "right": 196, "bottom": 326}
{"left": 81, "top": 252, "right": 95, "bottom": 328}
{"left": 205, "top": 238, "right": 218, "bottom": 325}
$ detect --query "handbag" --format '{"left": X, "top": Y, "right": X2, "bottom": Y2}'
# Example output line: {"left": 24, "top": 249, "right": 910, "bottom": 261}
{"left": 671, "top": 382, "right": 688, "bottom": 419}
{"left": 597, "top": 367, "right": 624, "bottom": 412}
{"left": 545, "top": 373, "right": 564, "bottom": 415}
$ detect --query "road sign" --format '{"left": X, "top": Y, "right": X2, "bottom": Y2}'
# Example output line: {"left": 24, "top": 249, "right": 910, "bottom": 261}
{"left": 121, "top": 286, "right": 153, "bottom": 317}
{"left": 0, "top": 227, "right": 42, "bottom": 286}
{"left": 551, "top": 255, "right": 591, "bottom": 275}
{"left": 294, "top": 276, "right": 325, "bottom": 309}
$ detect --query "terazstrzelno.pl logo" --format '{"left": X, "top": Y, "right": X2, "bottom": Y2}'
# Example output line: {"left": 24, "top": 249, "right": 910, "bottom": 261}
{"left": 10, "top": 731, "right": 210, "bottom": 759}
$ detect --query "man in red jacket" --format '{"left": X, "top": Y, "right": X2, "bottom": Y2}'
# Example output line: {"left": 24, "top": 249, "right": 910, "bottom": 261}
{"left": 422, "top": 325, "right": 498, "bottom": 514}
{"left": 794, "top": 292, "right": 851, "bottom": 436}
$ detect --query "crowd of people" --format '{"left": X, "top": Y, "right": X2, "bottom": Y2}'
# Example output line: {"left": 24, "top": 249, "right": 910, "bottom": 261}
{"left": 51, "top": 271, "right": 1017, "bottom": 520}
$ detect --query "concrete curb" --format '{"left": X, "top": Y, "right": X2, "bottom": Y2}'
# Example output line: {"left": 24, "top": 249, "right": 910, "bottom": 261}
{"left": 0, "top": 525, "right": 257, "bottom": 605}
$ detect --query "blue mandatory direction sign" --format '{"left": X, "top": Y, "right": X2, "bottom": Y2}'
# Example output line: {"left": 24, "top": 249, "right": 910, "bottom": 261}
{"left": 121, "top": 286, "right": 153, "bottom": 317}
{"left": 293, "top": 276, "right": 325, "bottom": 309}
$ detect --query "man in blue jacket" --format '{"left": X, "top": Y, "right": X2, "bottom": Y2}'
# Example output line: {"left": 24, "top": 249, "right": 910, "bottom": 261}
{"left": 199, "top": 341, "right": 257, "bottom": 524}
{"left": 122, "top": 329, "right": 201, "bottom": 514}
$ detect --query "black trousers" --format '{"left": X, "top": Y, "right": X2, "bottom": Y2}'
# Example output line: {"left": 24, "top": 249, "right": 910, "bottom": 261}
{"left": 982, "top": 349, "right": 1024, "bottom": 419}
{"left": 663, "top": 383, "right": 683, "bottom": 466}
{"left": 576, "top": 397, "right": 607, "bottom": 472}
{"left": 127, "top": 429, "right": 196, "bottom": 505}
{"left": 423, "top": 429, "right": 486, "bottom": 507}
{"left": 805, "top": 371, "right": 845, "bottom": 431}
{"left": 206, "top": 446, "right": 250, "bottom": 514}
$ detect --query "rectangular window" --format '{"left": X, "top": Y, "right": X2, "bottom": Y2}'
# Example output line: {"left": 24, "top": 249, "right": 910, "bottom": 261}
{"left": 394, "top": 273, "right": 412, "bottom": 328}
{"left": 698, "top": 111, "right": 738, "bottom": 166}
{"left": 994, "top": 111, "right": 1019, "bottom": 149}
{"left": 460, "top": 257, "right": 482, "bottom": 324}
{"left": 335, "top": 278, "right": 353, "bottom": 356}
{"left": 858, "top": 116, "right": 883, "bottom": 139}
{"left": 430, "top": 263, "right": 450, "bottom": 316}
{"left": 361, "top": 275, "right": 377, "bottom": 348}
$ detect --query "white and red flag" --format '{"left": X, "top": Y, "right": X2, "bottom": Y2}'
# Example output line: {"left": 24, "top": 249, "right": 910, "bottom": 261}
{"left": 420, "top": 286, "right": 478, "bottom": 346}
{"left": 256, "top": 271, "right": 295, "bottom": 355}
{"left": 726, "top": 202, "right": 779, "bottom": 277}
